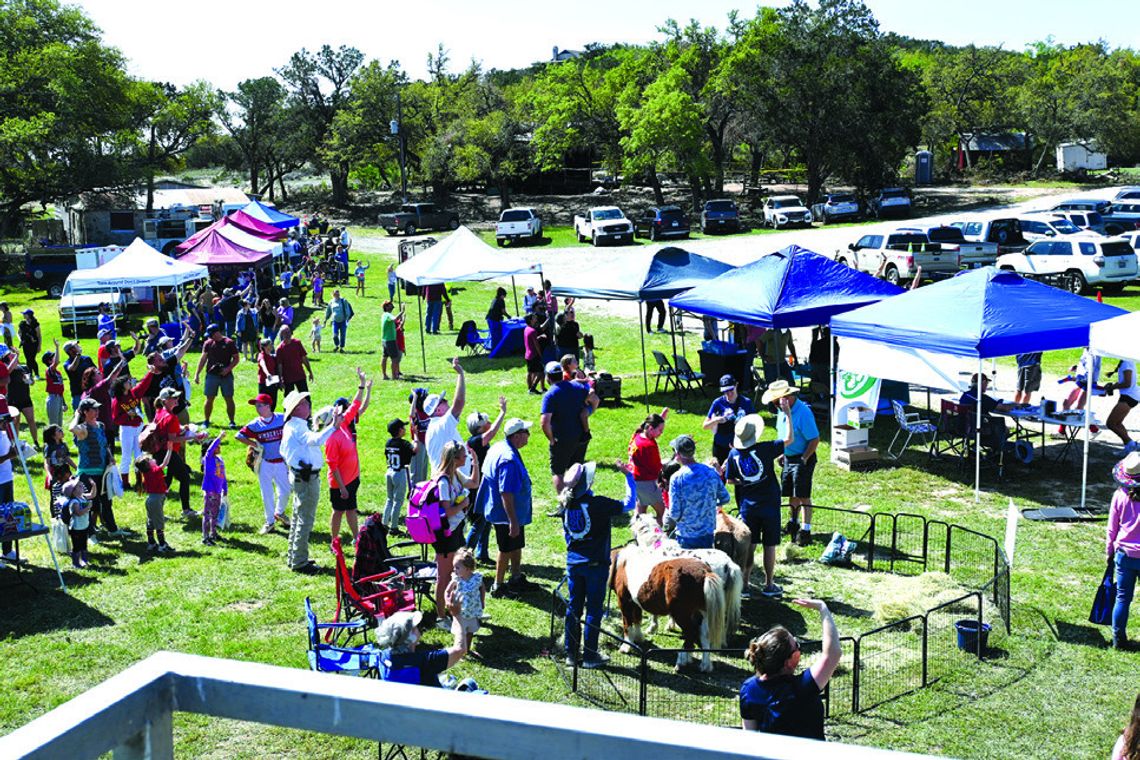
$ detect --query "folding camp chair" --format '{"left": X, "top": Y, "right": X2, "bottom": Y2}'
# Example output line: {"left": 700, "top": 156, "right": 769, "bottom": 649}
{"left": 651, "top": 350, "right": 677, "bottom": 394}
{"left": 673, "top": 353, "right": 707, "bottom": 397}
{"left": 929, "top": 399, "right": 970, "bottom": 466}
{"left": 353, "top": 514, "right": 437, "bottom": 611}
{"left": 887, "top": 400, "right": 938, "bottom": 460}
{"left": 304, "top": 597, "right": 378, "bottom": 677}
{"left": 455, "top": 320, "right": 490, "bottom": 356}
{"left": 330, "top": 537, "right": 418, "bottom": 630}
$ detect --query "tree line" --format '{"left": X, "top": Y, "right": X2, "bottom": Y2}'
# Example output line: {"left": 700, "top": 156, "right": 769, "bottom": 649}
{"left": 3, "top": 0, "right": 1140, "bottom": 225}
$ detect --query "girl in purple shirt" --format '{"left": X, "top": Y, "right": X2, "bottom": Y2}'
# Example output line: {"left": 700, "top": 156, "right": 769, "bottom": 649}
{"left": 200, "top": 433, "right": 228, "bottom": 546}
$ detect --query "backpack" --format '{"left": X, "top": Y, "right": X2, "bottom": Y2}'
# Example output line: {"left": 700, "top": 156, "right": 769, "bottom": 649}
{"left": 405, "top": 477, "right": 445, "bottom": 544}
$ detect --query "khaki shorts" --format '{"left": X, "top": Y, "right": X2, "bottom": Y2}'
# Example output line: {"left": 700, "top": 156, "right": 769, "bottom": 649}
{"left": 635, "top": 480, "right": 664, "bottom": 509}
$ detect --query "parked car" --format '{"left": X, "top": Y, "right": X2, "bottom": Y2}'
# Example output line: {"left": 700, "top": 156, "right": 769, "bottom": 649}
{"left": 838, "top": 230, "right": 956, "bottom": 285}
{"left": 1049, "top": 210, "right": 1107, "bottom": 235}
{"left": 1114, "top": 187, "right": 1140, "bottom": 201}
{"left": 573, "top": 206, "right": 633, "bottom": 246}
{"left": 700, "top": 199, "right": 741, "bottom": 234}
{"left": 495, "top": 207, "right": 543, "bottom": 246}
{"left": 377, "top": 203, "right": 460, "bottom": 236}
{"left": 908, "top": 225, "right": 998, "bottom": 269}
{"left": 868, "top": 187, "right": 912, "bottom": 219}
{"left": 996, "top": 236, "right": 1137, "bottom": 294}
{"left": 811, "top": 193, "right": 861, "bottom": 224}
{"left": 762, "top": 195, "right": 813, "bottom": 229}
{"left": 1102, "top": 201, "right": 1140, "bottom": 235}
{"left": 1015, "top": 213, "right": 1084, "bottom": 243}
{"left": 1050, "top": 198, "right": 1113, "bottom": 216}
{"left": 633, "top": 206, "right": 690, "bottom": 241}
{"left": 949, "top": 217, "right": 1028, "bottom": 252}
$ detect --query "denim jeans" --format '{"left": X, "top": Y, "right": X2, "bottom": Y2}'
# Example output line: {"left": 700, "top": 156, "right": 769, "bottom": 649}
{"left": 1114, "top": 550, "right": 1140, "bottom": 640}
{"left": 677, "top": 532, "right": 715, "bottom": 550}
{"left": 426, "top": 301, "right": 443, "bottom": 333}
{"left": 466, "top": 510, "right": 491, "bottom": 558}
{"left": 332, "top": 320, "right": 347, "bottom": 349}
{"left": 565, "top": 562, "right": 609, "bottom": 659}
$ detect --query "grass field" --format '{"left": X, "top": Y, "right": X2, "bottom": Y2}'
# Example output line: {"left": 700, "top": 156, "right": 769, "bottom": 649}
{"left": 1, "top": 236, "right": 1138, "bottom": 758}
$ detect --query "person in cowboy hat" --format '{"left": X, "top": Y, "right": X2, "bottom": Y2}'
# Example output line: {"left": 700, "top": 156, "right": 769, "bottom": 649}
{"left": 762, "top": 380, "right": 819, "bottom": 548}
{"left": 559, "top": 458, "right": 636, "bottom": 669}
{"left": 279, "top": 389, "right": 343, "bottom": 573}
{"left": 664, "top": 433, "right": 729, "bottom": 550}
{"left": 375, "top": 610, "right": 468, "bottom": 687}
{"left": 1108, "top": 452, "right": 1140, "bottom": 650}
{"left": 704, "top": 374, "right": 755, "bottom": 465}
{"left": 726, "top": 414, "right": 794, "bottom": 598}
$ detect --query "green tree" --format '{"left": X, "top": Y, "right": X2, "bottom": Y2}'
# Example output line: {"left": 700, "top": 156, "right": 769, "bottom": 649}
{"left": 326, "top": 60, "right": 405, "bottom": 193}
{"left": 132, "top": 81, "right": 218, "bottom": 212}
{"left": 0, "top": 0, "right": 139, "bottom": 228}
{"left": 218, "top": 77, "right": 288, "bottom": 198}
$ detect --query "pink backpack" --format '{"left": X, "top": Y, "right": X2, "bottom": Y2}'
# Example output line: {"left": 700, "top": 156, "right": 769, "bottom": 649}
{"left": 405, "top": 477, "right": 445, "bottom": 544}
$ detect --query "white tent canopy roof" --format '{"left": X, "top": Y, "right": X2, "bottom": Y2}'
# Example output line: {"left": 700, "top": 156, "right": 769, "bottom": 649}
{"left": 64, "top": 238, "right": 208, "bottom": 292}
{"left": 394, "top": 226, "right": 541, "bottom": 286}
{"left": 1089, "top": 310, "right": 1140, "bottom": 361}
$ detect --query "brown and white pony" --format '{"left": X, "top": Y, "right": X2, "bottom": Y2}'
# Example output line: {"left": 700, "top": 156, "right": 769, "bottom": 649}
{"left": 714, "top": 508, "right": 753, "bottom": 586}
{"left": 610, "top": 545, "right": 726, "bottom": 672}
{"left": 629, "top": 512, "right": 743, "bottom": 636}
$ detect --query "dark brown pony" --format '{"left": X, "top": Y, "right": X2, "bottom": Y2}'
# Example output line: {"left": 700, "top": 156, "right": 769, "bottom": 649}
{"left": 610, "top": 545, "right": 725, "bottom": 672}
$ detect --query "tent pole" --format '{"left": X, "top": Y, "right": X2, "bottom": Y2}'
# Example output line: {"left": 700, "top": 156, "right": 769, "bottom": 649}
{"left": 638, "top": 301, "right": 650, "bottom": 414}
{"left": 1081, "top": 354, "right": 1092, "bottom": 511}
{"left": 511, "top": 276, "right": 520, "bottom": 316}
{"left": 669, "top": 306, "right": 678, "bottom": 368}
{"left": 7, "top": 417, "right": 66, "bottom": 591}
{"left": 830, "top": 330, "right": 836, "bottom": 426}
{"left": 417, "top": 291, "right": 426, "bottom": 374}
{"left": 975, "top": 358, "right": 982, "bottom": 502}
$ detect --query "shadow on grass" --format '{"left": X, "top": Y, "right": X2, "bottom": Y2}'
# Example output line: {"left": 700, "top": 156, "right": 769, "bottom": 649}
{"left": 477, "top": 621, "right": 544, "bottom": 674}
{"left": 1054, "top": 619, "right": 1112, "bottom": 649}
{"left": 0, "top": 566, "right": 115, "bottom": 639}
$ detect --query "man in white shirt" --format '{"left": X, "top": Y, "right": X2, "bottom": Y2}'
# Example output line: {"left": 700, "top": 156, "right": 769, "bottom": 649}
{"left": 281, "top": 390, "right": 342, "bottom": 573}
{"left": 424, "top": 358, "right": 472, "bottom": 477}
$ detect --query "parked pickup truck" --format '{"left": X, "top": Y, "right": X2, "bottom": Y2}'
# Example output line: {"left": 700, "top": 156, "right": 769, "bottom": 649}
{"left": 762, "top": 195, "right": 813, "bottom": 229}
{"left": 949, "top": 217, "right": 1028, "bottom": 252}
{"left": 909, "top": 225, "right": 998, "bottom": 269}
{"left": 378, "top": 203, "right": 460, "bottom": 236}
{"left": 811, "top": 193, "right": 861, "bottom": 224}
{"left": 574, "top": 206, "right": 634, "bottom": 246}
{"left": 837, "top": 231, "right": 955, "bottom": 285}
{"left": 868, "top": 187, "right": 912, "bottom": 219}
{"left": 59, "top": 284, "right": 127, "bottom": 337}
{"left": 495, "top": 207, "right": 542, "bottom": 246}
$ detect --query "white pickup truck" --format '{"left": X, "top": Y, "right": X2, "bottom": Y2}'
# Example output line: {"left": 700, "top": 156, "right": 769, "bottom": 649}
{"left": 762, "top": 195, "right": 813, "bottom": 229}
{"left": 574, "top": 206, "right": 634, "bottom": 246}
{"left": 910, "top": 225, "right": 999, "bottom": 269}
{"left": 495, "top": 207, "right": 543, "bottom": 246}
{"left": 837, "top": 230, "right": 957, "bottom": 285}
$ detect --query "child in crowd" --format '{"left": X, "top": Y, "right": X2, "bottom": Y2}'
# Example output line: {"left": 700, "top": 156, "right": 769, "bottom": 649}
{"left": 383, "top": 418, "right": 417, "bottom": 535}
{"left": 312, "top": 273, "right": 325, "bottom": 307}
{"left": 310, "top": 316, "right": 323, "bottom": 354}
{"left": 43, "top": 424, "right": 74, "bottom": 510}
{"left": 42, "top": 343, "right": 65, "bottom": 426}
{"left": 58, "top": 477, "right": 92, "bottom": 568}
{"left": 628, "top": 410, "right": 668, "bottom": 523}
{"left": 136, "top": 451, "right": 173, "bottom": 554}
{"left": 445, "top": 547, "right": 484, "bottom": 653}
{"left": 200, "top": 433, "right": 227, "bottom": 546}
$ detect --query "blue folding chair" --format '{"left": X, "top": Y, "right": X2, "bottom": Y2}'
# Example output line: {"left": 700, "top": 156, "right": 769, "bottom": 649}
{"left": 455, "top": 320, "right": 491, "bottom": 356}
{"left": 887, "top": 400, "right": 937, "bottom": 460}
{"left": 304, "top": 597, "right": 378, "bottom": 677}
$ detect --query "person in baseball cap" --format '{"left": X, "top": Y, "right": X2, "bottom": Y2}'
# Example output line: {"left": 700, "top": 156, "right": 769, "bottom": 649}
{"left": 236, "top": 392, "right": 289, "bottom": 534}
{"left": 422, "top": 391, "right": 447, "bottom": 417}
{"left": 248, "top": 393, "right": 274, "bottom": 408}
{"left": 663, "top": 432, "right": 729, "bottom": 550}
{"left": 545, "top": 360, "right": 563, "bottom": 378}
{"left": 705, "top": 372, "right": 754, "bottom": 465}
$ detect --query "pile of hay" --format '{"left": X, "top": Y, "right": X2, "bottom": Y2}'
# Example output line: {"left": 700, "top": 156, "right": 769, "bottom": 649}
{"left": 871, "top": 572, "right": 967, "bottom": 623}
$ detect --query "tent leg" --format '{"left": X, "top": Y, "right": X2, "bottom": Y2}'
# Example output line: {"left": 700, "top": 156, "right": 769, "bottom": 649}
{"left": 975, "top": 358, "right": 982, "bottom": 502}
{"left": 418, "top": 294, "right": 426, "bottom": 374}
{"left": 669, "top": 306, "right": 678, "bottom": 362}
{"left": 638, "top": 301, "right": 649, "bottom": 414}
{"left": 511, "top": 276, "right": 520, "bottom": 316}
{"left": 830, "top": 333, "right": 836, "bottom": 426}
{"left": 8, "top": 419, "right": 66, "bottom": 591}
{"left": 1081, "top": 355, "right": 1092, "bottom": 510}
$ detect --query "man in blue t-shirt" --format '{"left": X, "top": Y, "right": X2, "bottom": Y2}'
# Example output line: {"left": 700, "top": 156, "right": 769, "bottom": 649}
{"left": 476, "top": 418, "right": 537, "bottom": 598}
{"left": 725, "top": 414, "right": 794, "bottom": 598}
{"left": 763, "top": 381, "right": 819, "bottom": 548}
{"left": 703, "top": 374, "right": 754, "bottom": 465}
{"left": 540, "top": 361, "right": 594, "bottom": 493}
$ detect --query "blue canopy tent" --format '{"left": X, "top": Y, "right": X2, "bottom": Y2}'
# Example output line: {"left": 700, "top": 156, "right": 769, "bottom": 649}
{"left": 550, "top": 247, "right": 735, "bottom": 408}
{"left": 241, "top": 200, "right": 300, "bottom": 229}
{"left": 831, "top": 267, "right": 1126, "bottom": 499}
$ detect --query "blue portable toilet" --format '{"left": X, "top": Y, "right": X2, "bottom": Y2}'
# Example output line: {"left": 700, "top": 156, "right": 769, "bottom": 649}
{"left": 915, "top": 150, "right": 934, "bottom": 185}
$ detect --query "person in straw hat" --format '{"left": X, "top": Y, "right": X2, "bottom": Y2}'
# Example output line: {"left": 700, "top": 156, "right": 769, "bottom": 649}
{"left": 761, "top": 380, "right": 819, "bottom": 548}
{"left": 725, "top": 414, "right": 795, "bottom": 598}
{"left": 375, "top": 610, "right": 469, "bottom": 687}
{"left": 1108, "top": 452, "right": 1140, "bottom": 650}
{"left": 279, "top": 389, "right": 343, "bottom": 573}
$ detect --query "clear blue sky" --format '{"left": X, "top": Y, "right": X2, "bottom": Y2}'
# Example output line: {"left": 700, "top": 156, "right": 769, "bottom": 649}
{"left": 76, "top": 0, "right": 1140, "bottom": 89}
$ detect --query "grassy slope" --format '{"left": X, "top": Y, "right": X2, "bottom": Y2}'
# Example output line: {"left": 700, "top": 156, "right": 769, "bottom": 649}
{"left": 0, "top": 239, "right": 1137, "bottom": 759}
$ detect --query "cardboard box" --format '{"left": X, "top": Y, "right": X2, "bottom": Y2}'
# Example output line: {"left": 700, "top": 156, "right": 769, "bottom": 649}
{"left": 832, "top": 425, "right": 869, "bottom": 449}
{"left": 831, "top": 446, "right": 880, "bottom": 471}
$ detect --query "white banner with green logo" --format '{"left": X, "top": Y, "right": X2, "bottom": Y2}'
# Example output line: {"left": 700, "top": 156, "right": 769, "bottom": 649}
{"left": 833, "top": 370, "right": 881, "bottom": 426}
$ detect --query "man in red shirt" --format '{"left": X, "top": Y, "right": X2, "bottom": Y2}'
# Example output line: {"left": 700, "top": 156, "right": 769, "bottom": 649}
{"left": 194, "top": 324, "right": 241, "bottom": 429}
{"left": 275, "top": 325, "right": 313, "bottom": 396}
{"left": 154, "top": 387, "right": 204, "bottom": 519}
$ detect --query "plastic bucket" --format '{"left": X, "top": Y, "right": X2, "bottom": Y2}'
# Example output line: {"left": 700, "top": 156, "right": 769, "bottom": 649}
{"left": 954, "top": 619, "right": 990, "bottom": 653}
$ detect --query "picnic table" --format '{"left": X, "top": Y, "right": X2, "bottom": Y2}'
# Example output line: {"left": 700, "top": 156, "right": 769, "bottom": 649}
{"left": 1003, "top": 405, "right": 1101, "bottom": 464}
{"left": 1, "top": 523, "right": 51, "bottom": 591}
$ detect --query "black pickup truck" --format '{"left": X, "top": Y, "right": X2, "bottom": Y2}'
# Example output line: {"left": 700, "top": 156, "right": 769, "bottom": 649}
{"left": 378, "top": 203, "right": 460, "bottom": 236}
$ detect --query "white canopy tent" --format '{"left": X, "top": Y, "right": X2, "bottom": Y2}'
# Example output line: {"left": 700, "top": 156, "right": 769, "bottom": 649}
{"left": 394, "top": 226, "right": 542, "bottom": 371}
{"left": 62, "top": 238, "right": 209, "bottom": 332}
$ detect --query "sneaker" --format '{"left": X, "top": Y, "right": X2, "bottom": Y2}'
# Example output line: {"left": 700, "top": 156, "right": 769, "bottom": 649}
{"left": 761, "top": 583, "right": 784, "bottom": 598}
{"left": 89, "top": 533, "right": 100, "bottom": 546}
{"left": 581, "top": 653, "right": 610, "bottom": 669}
{"left": 275, "top": 513, "right": 291, "bottom": 529}
{"left": 291, "top": 563, "right": 319, "bottom": 575}
{"left": 435, "top": 616, "right": 453, "bottom": 631}
{"left": 784, "top": 520, "right": 800, "bottom": 538}
{"left": 183, "top": 509, "right": 198, "bottom": 519}
{"left": 509, "top": 574, "right": 540, "bottom": 591}
{"left": 146, "top": 543, "right": 159, "bottom": 554}
{"left": 228, "top": 421, "right": 237, "bottom": 430}
{"left": 490, "top": 582, "right": 516, "bottom": 599}
{"left": 795, "top": 530, "right": 812, "bottom": 547}
{"left": 111, "top": 529, "right": 132, "bottom": 539}
{"left": 259, "top": 523, "right": 274, "bottom": 535}
{"left": 158, "top": 543, "right": 175, "bottom": 554}
{"left": 1125, "top": 441, "right": 1139, "bottom": 455}
{"left": 202, "top": 537, "right": 215, "bottom": 547}
{"left": 564, "top": 654, "right": 577, "bottom": 668}
{"left": 740, "top": 589, "right": 752, "bottom": 601}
